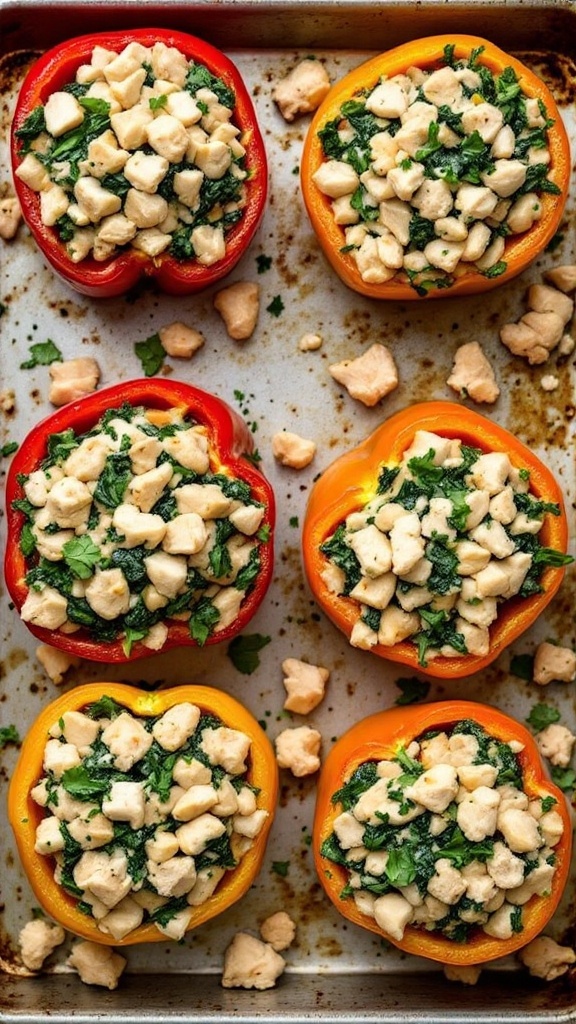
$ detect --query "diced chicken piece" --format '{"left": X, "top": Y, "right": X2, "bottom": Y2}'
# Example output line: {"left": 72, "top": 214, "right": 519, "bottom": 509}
{"left": 98, "top": 895, "right": 145, "bottom": 942}
{"left": 36, "top": 644, "right": 80, "bottom": 685}
{"left": 427, "top": 858, "right": 467, "bottom": 905}
{"left": 481, "top": 159, "right": 526, "bottom": 198}
{"left": 201, "top": 726, "right": 251, "bottom": 775}
{"left": 533, "top": 642, "right": 576, "bottom": 685}
{"left": 260, "top": 911, "right": 296, "bottom": 952}
{"left": 48, "top": 357, "right": 100, "bottom": 407}
{"left": 123, "top": 189, "right": 168, "bottom": 228}
{"left": 421, "top": 496, "right": 456, "bottom": 540}
{"left": 388, "top": 161, "right": 426, "bottom": 202}
{"left": 172, "top": 784, "right": 218, "bottom": 821}
{"left": 366, "top": 78, "right": 410, "bottom": 118}
{"left": 348, "top": 523, "right": 392, "bottom": 577}
{"left": 373, "top": 892, "right": 413, "bottom": 941}
{"left": 446, "top": 341, "right": 499, "bottom": 404}
{"left": 112, "top": 504, "right": 167, "bottom": 548}
{"left": 507, "top": 860, "right": 556, "bottom": 905}
{"left": 101, "top": 712, "right": 153, "bottom": 771}
{"left": 458, "top": 763, "right": 499, "bottom": 791}
{"left": 176, "top": 813, "right": 227, "bottom": 856}
{"left": 470, "top": 520, "right": 516, "bottom": 558}
{"left": 15, "top": 152, "right": 51, "bottom": 191}
{"left": 143, "top": 550, "right": 187, "bottom": 598}
{"left": 134, "top": 227, "right": 172, "bottom": 257}
{"left": 354, "top": 235, "right": 396, "bottom": 283}
{"left": 187, "top": 224, "right": 224, "bottom": 266}
{"left": 275, "top": 726, "right": 321, "bottom": 777}
{"left": 350, "top": 571, "right": 396, "bottom": 610}
{"left": 68, "top": 940, "right": 127, "bottom": 990}
{"left": 333, "top": 810, "right": 366, "bottom": 849}
{"left": 44, "top": 90, "right": 84, "bottom": 137}
{"left": 405, "top": 763, "right": 459, "bottom": 813}
{"left": 378, "top": 198, "right": 412, "bottom": 246}
{"left": 461, "top": 102, "right": 503, "bottom": 143}
{"left": 211, "top": 586, "right": 244, "bottom": 633}
{"left": 147, "top": 855, "right": 197, "bottom": 898}
{"left": 455, "top": 184, "right": 499, "bottom": 222}
{"left": 102, "top": 780, "right": 146, "bottom": 830}
{"left": 222, "top": 931, "right": 286, "bottom": 990}
{"left": 536, "top": 723, "right": 576, "bottom": 767}
{"left": 213, "top": 281, "right": 260, "bottom": 341}
{"left": 34, "top": 815, "right": 67, "bottom": 854}
{"left": 312, "top": 159, "right": 359, "bottom": 199}
{"left": 176, "top": 483, "right": 233, "bottom": 519}
{"left": 528, "top": 282, "right": 573, "bottom": 325}
{"left": 187, "top": 865, "right": 226, "bottom": 906}
{"left": 454, "top": 540, "right": 491, "bottom": 576}
{"left": 162, "top": 427, "right": 210, "bottom": 472}
{"left": 152, "top": 702, "right": 201, "bottom": 751}
{"left": 350, "top": 619, "right": 378, "bottom": 650}
{"left": 298, "top": 332, "right": 322, "bottom": 351}
{"left": 158, "top": 321, "right": 205, "bottom": 358}
{"left": 149, "top": 41, "right": 187, "bottom": 85}
{"left": 389, "top": 511, "right": 425, "bottom": 576}
{"left": 162, "top": 512, "right": 207, "bottom": 555}
{"left": 483, "top": 902, "right": 518, "bottom": 940}
{"left": 233, "top": 808, "right": 269, "bottom": 839}
{"left": 145, "top": 113, "right": 189, "bottom": 162}
{"left": 368, "top": 132, "right": 400, "bottom": 176}
{"left": 435, "top": 216, "right": 469, "bottom": 243}
{"left": 457, "top": 786, "right": 500, "bottom": 841}
{"left": 378, "top": 605, "right": 419, "bottom": 646}
{"left": 282, "top": 657, "right": 329, "bottom": 714}
{"left": 329, "top": 343, "right": 398, "bottom": 407}
{"left": 0, "top": 196, "right": 22, "bottom": 240}
{"left": 18, "top": 918, "right": 66, "bottom": 972}
{"left": 506, "top": 192, "right": 542, "bottom": 234}
{"left": 85, "top": 568, "right": 130, "bottom": 620}
{"left": 424, "top": 239, "right": 465, "bottom": 273}
{"left": 486, "top": 840, "right": 525, "bottom": 889}
{"left": 272, "top": 430, "right": 316, "bottom": 469}
{"left": 467, "top": 451, "right": 510, "bottom": 494}
{"left": 21, "top": 585, "right": 68, "bottom": 630}
{"left": 194, "top": 140, "right": 232, "bottom": 179}
{"left": 127, "top": 461, "right": 172, "bottom": 513}
{"left": 73, "top": 847, "right": 132, "bottom": 909}
{"left": 443, "top": 964, "right": 482, "bottom": 986}
{"left": 519, "top": 936, "right": 576, "bottom": 981}
{"left": 545, "top": 264, "right": 576, "bottom": 294}
{"left": 412, "top": 178, "right": 454, "bottom": 220}
{"left": 273, "top": 58, "right": 331, "bottom": 121}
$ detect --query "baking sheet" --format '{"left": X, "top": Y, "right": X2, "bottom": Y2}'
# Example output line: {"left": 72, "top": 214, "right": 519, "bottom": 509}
{"left": 0, "top": 2, "right": 575, "bottom": 1020}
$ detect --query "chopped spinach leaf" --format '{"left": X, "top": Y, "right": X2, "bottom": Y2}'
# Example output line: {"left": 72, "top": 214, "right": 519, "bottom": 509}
{"left": 227, "top": 633, "right": 271, "bottom": 674}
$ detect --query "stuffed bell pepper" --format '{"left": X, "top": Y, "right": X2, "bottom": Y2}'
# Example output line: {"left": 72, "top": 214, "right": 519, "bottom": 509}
{"left": 302, "top": 402, "right": 571, "bottom": 679}
{"left": 11, "top": 28, "right": 267, "bottom": 297}
{"left": 8, "top": 682, "right": 278, "bottom": 945}
{"left": 314, "top": 700, "right": 572, "bottom": 965}
{"left": 301, "top": 35, "right": 570, "bottom": 299}
{"left": 5, "top": 378, "right": 275, "bottom": 661}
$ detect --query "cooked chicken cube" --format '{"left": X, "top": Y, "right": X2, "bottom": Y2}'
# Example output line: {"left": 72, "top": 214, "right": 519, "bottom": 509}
{"left": 446, "top": 341, "right": 499, "bottom": 404}
{"left": 272, "top": 430, "right": 316, "bottom": 469}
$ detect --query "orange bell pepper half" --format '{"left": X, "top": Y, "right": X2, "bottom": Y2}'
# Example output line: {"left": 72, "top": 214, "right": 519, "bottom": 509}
{"left": 313, "top": 699, "right": 572, "bottom": 965}
{"left": 302, "top": 401, "right": 570, "bottom": 679}
{"left": 301, "top": 35, "right": 570, "bottom": 300}
{"left": 8, "top": 682, "right": 278, "bottom": 945}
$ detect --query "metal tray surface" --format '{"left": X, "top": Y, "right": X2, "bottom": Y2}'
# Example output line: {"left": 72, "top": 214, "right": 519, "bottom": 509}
{"left": 0, "top": 2, "right": 575, "bottom": 1021}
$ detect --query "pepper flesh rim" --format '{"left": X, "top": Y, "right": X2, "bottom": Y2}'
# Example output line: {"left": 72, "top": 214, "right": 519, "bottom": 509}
{"left": 313, "top": 699, "right": 573, "bottom": 965}
{"left": 4, "top": 377, "right": 276, "bottom": 662}
{"left": 301, "top": 34, "right": 571, "bottom": 301}
{"left": 8, "top": 682, "right": 279, "bottom": 946}
{"left": 10, "top": 28, "right": 268, "bottom": 298}
{"left": 302, "top": 401, "right": 569, "bottom": 680}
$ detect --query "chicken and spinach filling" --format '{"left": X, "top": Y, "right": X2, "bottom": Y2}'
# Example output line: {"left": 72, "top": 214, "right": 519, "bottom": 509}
{"left": 15, "top": 40, "right": 249, "bottom": 265}
{"left": 322, "top": 720, "right": 564, "bottom": 944}
{"left": 314, "top": 44, "right": 561, "bottom": 292}
{"left": 320, "top": 430, "right": 571, "bottom": 665}
{"left": 31, "top": 696, "right": 269, "bottom": 942}
{"left": 16, "top": 402, "right": 268, "bottom": 652}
